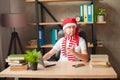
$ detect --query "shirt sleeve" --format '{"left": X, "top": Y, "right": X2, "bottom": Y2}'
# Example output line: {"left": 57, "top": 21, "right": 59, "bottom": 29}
{"left": 53, "top": 38, "right": 63, "bottom": 51}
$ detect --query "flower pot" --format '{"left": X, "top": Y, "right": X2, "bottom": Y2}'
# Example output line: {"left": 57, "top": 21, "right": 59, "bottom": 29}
{"left": 97, "top": 15, "right": 104, "bottom": 22}
{"left": 30, "top": 62, "right": 38, "bottom": 70}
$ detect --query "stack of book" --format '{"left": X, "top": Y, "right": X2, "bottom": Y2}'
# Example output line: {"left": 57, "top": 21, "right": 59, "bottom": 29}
{"left": 89, "top": 54, "right": 110, "bottom": 68}
{"left": 6, "top": 54, "right": 28, "bottom": 71}
{"left": 28, "top": 39, "right": 37, "bottom": 46}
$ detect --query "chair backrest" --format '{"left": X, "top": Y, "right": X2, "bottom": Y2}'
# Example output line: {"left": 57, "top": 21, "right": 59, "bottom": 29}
{"left": 57, "top": 29, "right": 64, "bottom": 40}
{"left": 79, "top": 30, "right": 87, "bottom": 46}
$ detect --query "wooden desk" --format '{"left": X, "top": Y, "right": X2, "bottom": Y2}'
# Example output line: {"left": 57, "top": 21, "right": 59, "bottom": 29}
{"left": 0, "top": 61, "right": 117, "bottom": 79}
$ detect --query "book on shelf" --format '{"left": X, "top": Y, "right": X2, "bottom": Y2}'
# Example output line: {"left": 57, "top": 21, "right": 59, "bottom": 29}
{"left": 87, "top": 4, "right": 93, "bottom": 22}
{"left": 84, "top": 4, "right": 88, "bottom": 22}
{"left": 28, "top": 39, "right": 37, "bottom": 46}
{"left": 51, "top": 28, "right": 58, "bottom": 45}
{"left": 10, "top": 65, "right": 28, "bottom": 71}
{"left": 90, "top": 54, "right": 109, "bottom": 62}
{"left": 80, "top": 4, "right": 84, "bottom": 22}
{"left": 39, "top": 29, "right": 45, "bottom": 46}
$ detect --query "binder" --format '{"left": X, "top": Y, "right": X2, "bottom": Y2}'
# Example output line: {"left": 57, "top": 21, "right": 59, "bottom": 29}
{"left": 87, "top": 4, "right": 92, "bottom": 22}
{"left": 39, "top": 29, "right": 45, "bottom": 46}
{"left": 51, "top": 28, "right": 57, "bottom": 44}
{"left": 80, "top": 4, "right": 84, "bottom": 22}
{"left": 84, "top": 4, "right": 88, "bottom": 22}
{"left": 91, "top": 4, "right": 94, "bottom": 22}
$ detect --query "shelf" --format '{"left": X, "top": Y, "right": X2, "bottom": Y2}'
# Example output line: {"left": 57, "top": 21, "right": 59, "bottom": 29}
{"left": 26, "top": 44, "right": 53, "bottom": 48}
{"left": 26, "top": 0, "right": 93, "bottom": 3}
{"left": 26, "top": 0, "right": 105, "bottom": 54}
{"left": 26, "top": 43, "right": 103, "bottom": 49}
{"left": 30, "top": 21, "right": 106, "bottom": 26}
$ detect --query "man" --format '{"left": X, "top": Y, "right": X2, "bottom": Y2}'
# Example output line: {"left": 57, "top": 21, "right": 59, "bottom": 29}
{"left": 43, "top": 18, "right": 89, "bottom": 62}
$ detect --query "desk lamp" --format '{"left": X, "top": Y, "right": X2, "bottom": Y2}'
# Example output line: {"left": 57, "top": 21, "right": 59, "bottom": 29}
{"left": 1, "top": 13, "right": 27, "bottom": 55}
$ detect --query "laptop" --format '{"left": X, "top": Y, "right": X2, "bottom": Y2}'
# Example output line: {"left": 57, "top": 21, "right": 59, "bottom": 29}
{"left": 39, "top": 56, "right": 56, "bottom": 68}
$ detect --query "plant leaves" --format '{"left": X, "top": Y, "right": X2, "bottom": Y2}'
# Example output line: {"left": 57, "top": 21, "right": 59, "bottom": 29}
{"left": 24, "top": 49, "right": 42, "bottom": 64}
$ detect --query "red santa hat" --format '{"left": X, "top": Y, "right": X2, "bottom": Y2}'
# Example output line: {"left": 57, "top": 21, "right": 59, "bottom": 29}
{"left": 62, "top": 18, "right": 77, "bottom": 30}
{"left": 62, "top": 18, "right": 79, "bottom": 46}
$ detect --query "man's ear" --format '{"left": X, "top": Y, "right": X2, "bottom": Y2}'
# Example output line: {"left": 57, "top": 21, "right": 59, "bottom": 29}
{"left": 63, "top": 30, "right": 66, "bottom": 34}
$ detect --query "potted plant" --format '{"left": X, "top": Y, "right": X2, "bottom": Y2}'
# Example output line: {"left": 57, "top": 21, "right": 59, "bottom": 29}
{"left": 24, "top": 49, "right": 42, "bottom": 70}
{"left": 96, "top": 8, "right": 106, "bottom": 22}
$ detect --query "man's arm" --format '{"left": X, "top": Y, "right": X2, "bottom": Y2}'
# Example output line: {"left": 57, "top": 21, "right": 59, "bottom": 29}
{"left": 68, "top": 47, "right": 89, "bottom": 62}
{"left": 73, "top": 50, "right": 89, "bottom": 62}
{"left": 43, "top": 48, "right": 57, "bottom": 60}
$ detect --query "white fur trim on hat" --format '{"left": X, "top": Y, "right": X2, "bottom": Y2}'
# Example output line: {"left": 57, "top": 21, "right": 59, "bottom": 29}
{"left": 63, "top": 23, "right": 77, "bottom": 30}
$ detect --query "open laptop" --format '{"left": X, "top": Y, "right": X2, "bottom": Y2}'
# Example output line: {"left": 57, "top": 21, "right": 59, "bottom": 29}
{"left": 39, "top": 56, "right": 56, "bottom": 68}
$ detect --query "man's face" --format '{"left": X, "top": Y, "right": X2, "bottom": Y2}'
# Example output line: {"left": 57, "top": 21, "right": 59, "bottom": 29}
{"left": 64, "top": 26, "right": 76, "bottom": 36}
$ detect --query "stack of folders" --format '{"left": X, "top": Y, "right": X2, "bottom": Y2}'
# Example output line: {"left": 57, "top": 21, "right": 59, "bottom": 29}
{"left": 89, "top": 54, "right": 110, "bottom": 68}
{"left": 80, "top": 3, "right": 94, "bottom": 22}
{"left": 6, "top": 54, "right": 28, "bottom": 71}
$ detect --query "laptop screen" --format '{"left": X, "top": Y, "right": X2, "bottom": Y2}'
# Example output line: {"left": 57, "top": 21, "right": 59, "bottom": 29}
{"left": 39, "top": 55, "right": 56, "bottom": 68}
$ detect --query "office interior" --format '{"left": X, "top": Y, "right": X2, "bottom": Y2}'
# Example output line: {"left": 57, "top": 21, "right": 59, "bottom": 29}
{"left": 0, "top": 0, "right": 120, "bottom": 79}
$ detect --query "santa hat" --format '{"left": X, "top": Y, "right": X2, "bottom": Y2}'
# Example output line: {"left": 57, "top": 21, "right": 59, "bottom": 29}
{"left": 62, "top": 18, "right": 77, "bottom": 30}
{"left": 62, "top": 18, "right": 79, "bottom": 46}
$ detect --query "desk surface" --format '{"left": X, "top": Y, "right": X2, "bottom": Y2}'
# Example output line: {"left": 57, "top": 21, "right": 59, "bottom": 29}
{"left": 0, "top": 61, "right": 117, "bottom": 79}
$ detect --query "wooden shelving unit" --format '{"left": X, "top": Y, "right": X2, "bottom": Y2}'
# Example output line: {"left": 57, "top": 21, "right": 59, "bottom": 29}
{"left": 26, "top": 0, "right": 106, "bottom": 54}
{"left": 29, "top": 21, "right": 106, "bottom": 26}
{"left": 26, "top": 43, "right": 103, "bottom": 49}
{"left": 26, "top": 44, "right": 53, "bottom": 48}
{"left": 26, "top": 0, "right": 94, "bottom": 3}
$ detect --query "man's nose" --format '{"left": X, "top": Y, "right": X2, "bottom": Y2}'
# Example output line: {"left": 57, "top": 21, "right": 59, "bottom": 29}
{"left": 70, "top": 28, "right": 74, "bottom": 31}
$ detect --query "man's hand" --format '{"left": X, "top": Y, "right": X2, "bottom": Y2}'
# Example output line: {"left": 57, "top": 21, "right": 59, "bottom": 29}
{"left": 67, "top": 45, "right": 76, "bottom": 55}
{"left": 67, "top": 45, "right": 89, "bottom": 62}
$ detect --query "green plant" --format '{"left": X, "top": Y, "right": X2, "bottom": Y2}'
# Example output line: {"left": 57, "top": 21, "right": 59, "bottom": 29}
{"left": 97, "top": 8, "right": 106, "bottom": 16}
{"left": 24, "top": 49, "right": 42, "bottom": 65}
